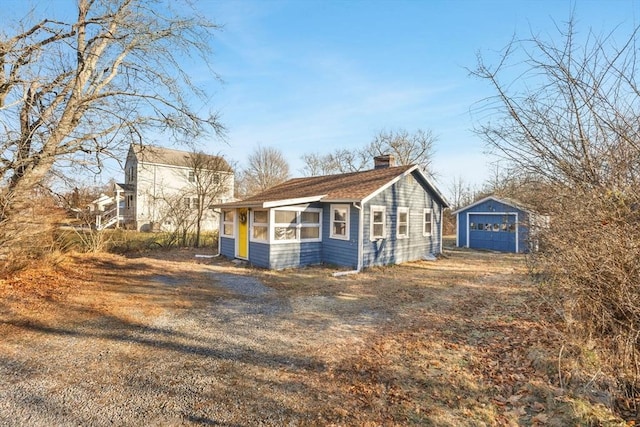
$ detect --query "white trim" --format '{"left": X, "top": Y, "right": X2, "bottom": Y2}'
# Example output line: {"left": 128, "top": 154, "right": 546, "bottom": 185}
{"left": 451, "top": 195, "right": 533, "bottom": 215}
{"left": 370, "top": 205, "right": 386, "bottom": 240}
{"left": 263, "top": 195, "right": 326, "bottom": 208}
{"left": 362, "top": 166, "right": 418, "bottom": 204}
{"left": 235, "top": 208, "right": 249, "bottom": 260}
{"left": 439, "top": 206, "right": 444, "bottom": 254}
{"left": 221, "top": 209, "right": 235, "bottom": 238}
{"left": 466, "top": 212, "right": 469, "bottom": 249}
{"left": 270, "top": 206, "right": 322, "bottom": 244}
{"left": 360, "top": 166, "right": 450, "bottom": 209}
{"left": 249, "top": 209, "right": 269, "bottom": 243}
{"left": 356, "top": 202, "right": 363, "bottom": 270}
{"left": 455, "top": 212, "right": 459, "bottom": 248}
{"left": 396, "top": 207, "right": 409, "bottom": 239}
{"left": 423, "top": 208, "right": 433, "bottom": 236}
{"left": 330, "top": 204, "right": 350, "bottom": 240}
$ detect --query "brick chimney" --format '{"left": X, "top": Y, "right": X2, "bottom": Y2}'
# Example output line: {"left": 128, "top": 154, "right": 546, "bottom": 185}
{"left": 374, "top": 154, "right": 396, "bottom": 169}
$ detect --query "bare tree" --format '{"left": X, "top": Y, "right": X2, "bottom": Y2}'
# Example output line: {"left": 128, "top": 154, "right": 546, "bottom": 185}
{"left": 300, "top": 149, "right": 368, "bottom": 176}
{"left": 0, "top": 0, "right": 223, "bottom": 254}
{"left": 183, "top": 152, "right": 233, "bottom": 247}
{"left": 300, "top": 128, "right": 437, "bottom": 176}
{"left": 368, "top": 129, "right": 437, "bottom": 175}
{"left": 473, "top": 15, "right": 640, "bottom": 398}
{"left": 447, "top": 175, "right": 474, "bottom": 211}
{"left": 156, "top": 191, "right": 197, "bottom": 248}
{"left": 238, "top": 146, "right": 289, "bottom": 197}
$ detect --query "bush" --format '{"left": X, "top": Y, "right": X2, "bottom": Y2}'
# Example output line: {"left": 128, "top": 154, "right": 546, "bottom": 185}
{"left": 532, "top": 188, "right": 640, "bottom": 391}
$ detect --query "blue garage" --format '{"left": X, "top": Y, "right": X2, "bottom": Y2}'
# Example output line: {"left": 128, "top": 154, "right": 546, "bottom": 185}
{"left": 452, "top": 196, "right": 545, "bottom": 253}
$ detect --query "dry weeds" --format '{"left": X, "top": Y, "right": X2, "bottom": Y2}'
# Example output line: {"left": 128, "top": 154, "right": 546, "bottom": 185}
{"left": 0, "top": 247, "right": 627, "bottom": 426}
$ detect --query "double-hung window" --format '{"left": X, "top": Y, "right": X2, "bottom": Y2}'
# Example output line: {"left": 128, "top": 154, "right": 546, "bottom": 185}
{"left": 222, "top": 210, "right": 234, "bottom": 237}
{"left": 330, "top": 204, "right": 350, "bottom": 240}
{"left": 252, "top": 210, "right": 268, "bottom": 241}
{"left": 397, "top": 207, "right": 409, "bottom": 239}
{"left": 184, "top": 196, "right": 198, "bottom": 210}
{"left": 423, "top": 208, "right": 433, "bottom": 236}
{"left": 370, "top": 205, "right": 386, "bottom": 240}
{"left": 273, "top": 208, "right": 322, "bottom": 242}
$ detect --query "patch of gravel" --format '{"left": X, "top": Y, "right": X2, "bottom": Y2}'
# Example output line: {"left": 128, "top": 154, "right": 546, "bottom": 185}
{"left": 207, "top": 272, "right": 273, "bottom": 297}
{"left": 0, "top": 263, "right": 383, "bottom": 426}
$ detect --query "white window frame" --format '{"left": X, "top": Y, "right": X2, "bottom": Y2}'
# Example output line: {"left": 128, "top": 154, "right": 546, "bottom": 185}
{"left": 397, "top": 207, "right": 409, "bottom": 239}
{"left": 188, "top": 170, "right": 195, "bottom": 183}
{"left": 221, "top": 209, "right": 234, "bottom": 237}
{"left": 250, "top": 209, "right": 269, "bottom": 243}
{"left": 271, "top": 207, "right": 322, "bottom": 244}
{"left": 330, "top": 204, "right": 350, "bottom": 241}
{"left": 423, "top": 208, "right": 433, "bottom": 236}
{"left": 370, "top": 205, "right": 386, "bottom": 240}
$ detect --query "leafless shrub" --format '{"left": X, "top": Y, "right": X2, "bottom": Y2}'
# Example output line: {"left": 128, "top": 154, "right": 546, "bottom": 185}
{"left": 473, "top": 13, "right": 640, "bottom": 402}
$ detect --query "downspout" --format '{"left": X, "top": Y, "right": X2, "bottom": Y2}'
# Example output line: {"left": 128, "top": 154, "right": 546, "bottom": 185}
{"left": 214, "top": 208, "right": 222, "bottom": 257}
{"left": 332, "top": 201, "right": 363, "bottom": 277}
{"left": 440, "top": 205, "right": 444, "bottom": 254}
{"left": 455, "top": 212, "right": 459, "bottom": 248}
{"left": 115, "top": 187, "right": 121, "bottom": 229}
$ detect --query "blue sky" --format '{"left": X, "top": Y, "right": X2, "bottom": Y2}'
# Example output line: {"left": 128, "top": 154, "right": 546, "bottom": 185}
{"left": 195, "top": 0, "right": 640, "bottom": 195}
{"left": 4, "top": 0, "right": 640, "bottom": 197}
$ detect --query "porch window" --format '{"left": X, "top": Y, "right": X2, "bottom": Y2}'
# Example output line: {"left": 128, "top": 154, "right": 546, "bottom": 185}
{"left": 397, "top": 207, "right": 409, "bottom": 239}
{"left": 423, "top": 208, "right": 433, "bottom": 236}
{"left": 330, "top": 204, "right": 350, "bottom": 240}
{"left": 370, "top": 205, "right": 386, "bottom": 240}
{"left": 273, "top": 208, "right": 322, "bottom": 242}
{"left": 252, "top": 210, "right": 268, "bottom": 242}
{"left": 222, "top": 209, "right": 234, "bottom": 237}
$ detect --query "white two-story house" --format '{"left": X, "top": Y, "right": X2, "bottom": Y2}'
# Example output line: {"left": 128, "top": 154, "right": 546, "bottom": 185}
{"left": 96, "top": 144, "right": 234, "bottom": 232}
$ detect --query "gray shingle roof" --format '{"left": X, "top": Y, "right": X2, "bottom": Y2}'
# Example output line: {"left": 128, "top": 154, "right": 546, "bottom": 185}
{"left": 219, "top": 165, "right": 449, "bottom": 208}
{"left": 131, "top": 144, "right": 232, "bottom": 172}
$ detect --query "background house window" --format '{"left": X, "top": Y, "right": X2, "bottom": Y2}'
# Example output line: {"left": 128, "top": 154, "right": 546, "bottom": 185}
{"left": 188, "top": 170, "right": 195, "bottom": 183}
{"left": 273, "top": 208, "right": 322, "bottom": 242}
{"left": 184, "top": 196, "right": 198, "bottom": 209}
{"left": 423, "top": 208, "right": 433, "bottom": 236}
{"left": 371, "top": 205, "right": 386, "bottom": 240}
{"left": 330, "top": 204, "right": 350, "bottom": 240}
{"left": 222, "top": 210, "right": 234, "bottom": 237}
{"left": 252, "top": 210, "right": 268, "bottom": 241}
{"left": 397, "top": 207, "right": 409, "bottom": 238}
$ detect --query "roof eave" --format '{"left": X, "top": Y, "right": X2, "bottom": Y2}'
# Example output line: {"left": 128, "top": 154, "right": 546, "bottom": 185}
{"left": 451, "top": 195, "right": 535, "bottom": 215}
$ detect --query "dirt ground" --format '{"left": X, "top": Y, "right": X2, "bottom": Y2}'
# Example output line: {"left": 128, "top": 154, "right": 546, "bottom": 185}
{"left": 0, "top": 246, "right": 626, "bottom": 426}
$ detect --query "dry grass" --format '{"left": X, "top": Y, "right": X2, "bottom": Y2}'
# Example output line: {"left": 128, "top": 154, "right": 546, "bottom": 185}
{"left": 0, "top": 247, "right": 628, "bottom": 425}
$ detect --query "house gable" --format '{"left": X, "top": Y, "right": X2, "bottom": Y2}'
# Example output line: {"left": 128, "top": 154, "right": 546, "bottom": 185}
{"left": 362, "top": 170, "right": 443, "bottom": 267}
{"left": 454, "top": 196, "right": 539, "bottom": 253}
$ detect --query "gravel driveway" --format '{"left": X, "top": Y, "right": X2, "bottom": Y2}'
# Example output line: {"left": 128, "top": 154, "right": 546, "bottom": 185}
{"left": 0, "top": 257, "right": 383, "bottom": 426}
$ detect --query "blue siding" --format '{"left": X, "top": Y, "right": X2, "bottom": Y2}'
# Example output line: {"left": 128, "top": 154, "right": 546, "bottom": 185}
{"left": 456, "top": 198, "right": 530, "bottom": 253}
{"left": 249, "top": 242, "right": 270, "bottom": 268}
{"left": 321, "top": 204, "right": 359, "bottom": 268}
{"left": 220, "top": 237, "right": 235, "bottom": 258}
{"left": 362, "top": 171, "right": 443, "bottom": 267}
{"left": 269, "top": 241, "right": 322, "bottom": 269}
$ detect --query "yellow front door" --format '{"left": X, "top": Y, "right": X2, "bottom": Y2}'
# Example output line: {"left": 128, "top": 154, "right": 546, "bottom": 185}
{"left": 237, "top": 208, "right": 248, "bottom": 259}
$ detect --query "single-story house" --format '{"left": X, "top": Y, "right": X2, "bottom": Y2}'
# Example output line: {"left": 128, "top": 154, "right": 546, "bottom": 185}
{"left": 452, "top": 195, "right": 547, "bottom": 253}
{"left": 215, "top": 155, "right": 450, "bottom": 270}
